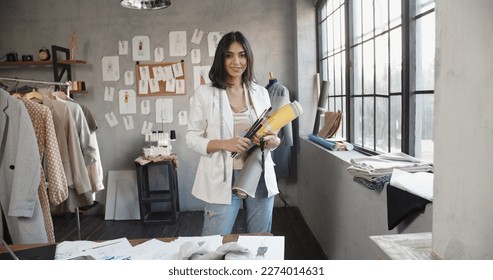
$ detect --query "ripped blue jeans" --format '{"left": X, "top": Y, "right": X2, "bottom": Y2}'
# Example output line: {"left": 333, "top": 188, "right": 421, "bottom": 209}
{"left": 202, "top": 170, "right": 275, "bottom": 236}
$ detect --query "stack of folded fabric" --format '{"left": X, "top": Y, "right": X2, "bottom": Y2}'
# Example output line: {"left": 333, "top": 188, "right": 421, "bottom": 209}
{"left": 347, "top": 152, "right": 433, "bottom": 190}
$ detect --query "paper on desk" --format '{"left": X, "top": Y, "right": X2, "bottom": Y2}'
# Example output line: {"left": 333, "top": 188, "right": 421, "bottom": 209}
{"left": 128, "top": 235, "right": 223, "bottom": 260}
{"left": 236, "top": 236, "right": 285, "bottom": 260}
{"left": 55, "top": 238, "right": 133, "bottom": 260}
{"left": 390, "top": 169, "right": 434, "bottom": 201}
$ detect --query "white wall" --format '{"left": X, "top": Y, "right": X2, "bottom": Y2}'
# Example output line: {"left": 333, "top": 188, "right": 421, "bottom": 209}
{"left": 433, "top": 0, "right": 493, "bottom": 259}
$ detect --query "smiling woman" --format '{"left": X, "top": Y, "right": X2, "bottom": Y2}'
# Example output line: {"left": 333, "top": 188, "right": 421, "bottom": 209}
{"left": 186, "top": 31, "right": 281, "bottom": 236}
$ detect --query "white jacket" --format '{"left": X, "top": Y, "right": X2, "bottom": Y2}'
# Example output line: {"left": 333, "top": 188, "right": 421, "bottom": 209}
{"left": 186, "top": 83, "right": 279, "bottom": 204}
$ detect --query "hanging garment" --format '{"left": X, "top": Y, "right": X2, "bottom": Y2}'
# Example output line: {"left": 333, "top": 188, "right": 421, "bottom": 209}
{"left": 22, "top": 99, "right": 68, "bottom": 243}
{"left": 0, "top": 89, "right": 48, "bottom": 244}
{"left": 41, "top": 95, "right": 93, "bottom": 211}
{"left": 61, "top": 97, "right": 104, "bottom": 192}
{"left": 266, "top": 82, "right": 294, "bottom": 178}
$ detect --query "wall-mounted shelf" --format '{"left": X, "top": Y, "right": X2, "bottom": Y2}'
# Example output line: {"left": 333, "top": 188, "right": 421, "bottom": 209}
{"left": 0, "top": 45, "right": 88, "bottom": 94}
{"left": 0, "top": 60, "right": 86, "bottom": 66}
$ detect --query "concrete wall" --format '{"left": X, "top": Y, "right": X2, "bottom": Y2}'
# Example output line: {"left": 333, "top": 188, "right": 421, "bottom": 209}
{"left": 433, "top": 0, "right": 493, "bottom": 259}
{"left": 0, "top": 0, "right": 314, "bottom": 211}
{"left": 298, "top": 139, "right": 433, "bottom": 259}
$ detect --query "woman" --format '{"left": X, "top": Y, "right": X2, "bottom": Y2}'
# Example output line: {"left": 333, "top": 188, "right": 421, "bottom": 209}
{"left": 186, "top": 31, "right": 280, "bottom": 236}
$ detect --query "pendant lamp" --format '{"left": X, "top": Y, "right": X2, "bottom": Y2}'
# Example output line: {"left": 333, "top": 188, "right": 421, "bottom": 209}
{"left": 120, "top": 0, "right": 171, "bottom": 10}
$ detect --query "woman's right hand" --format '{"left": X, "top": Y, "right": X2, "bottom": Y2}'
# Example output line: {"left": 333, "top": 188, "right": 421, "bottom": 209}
{"left": 207, "top": 137, "right": 251, "bottom": 154}
{"left": 224, "top": 136, "right": 251, "bottom": 154}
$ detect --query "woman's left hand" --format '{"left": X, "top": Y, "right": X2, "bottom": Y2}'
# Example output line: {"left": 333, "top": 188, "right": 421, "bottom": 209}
{"left": 253, "top": 130, "right": 281, "bottom": 150}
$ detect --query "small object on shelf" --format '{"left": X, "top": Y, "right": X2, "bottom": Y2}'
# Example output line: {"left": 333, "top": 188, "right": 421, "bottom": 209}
{"left": 22, "top": 54, "right": 33, "bottom": 61}
{"left": 70, "top": 81, "right": 86, "bottom": 91}
{"left": 69, "top": 32, "right": 78, "bottom": 60}
{"left": 6, "top": 52, "right": 18, "bottom": 62}
{"left": 39, "top": 47, "right": 50, "bottom": 61}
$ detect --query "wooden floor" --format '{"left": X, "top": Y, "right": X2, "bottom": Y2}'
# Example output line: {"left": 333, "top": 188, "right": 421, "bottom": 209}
{"left": 52, "top": 206, "right": 327, "bottom": 260}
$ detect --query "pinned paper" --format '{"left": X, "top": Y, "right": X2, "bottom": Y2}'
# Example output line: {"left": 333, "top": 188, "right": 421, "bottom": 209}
{"left": 141, "top": 100, "right": 151, "bottom": 115}
{"left": 141, "top": 121, "right": 153, "bottom": 135}
{"left": 139, "top": 80, "right": 149, "bottom": 95}
{"left": 169, "top": 31, "right": 187, "bottom": 57}
{"left": 139, "top": 66, "right": 151, "bottom": 81}
{"left": 172, "top": 62, "right": 184, "bottom": 78}
{"left": 208, "top": 32, "right": 224, "bottom": 57}
{"left": 119, "top": 89, "right": 136, "bottom": 114}
{"left": 156, "top": 98, "right": 173, "bottom": 123}
{"left": 104, "top": 86, "right": 115, "bottom": 101}
{"left": 154, "top": 47, "right": 165, "bottom": 62}
{"left": 165, "top": 79, "right": 176, "bottom": 92}
{"left": 102, "top": 56, "right": 120, "bottom": 81}
{"left": 193, "top": 65, "right": 211, "bottom": 90}
{"left": 178, "top": 111, "right": 188, "bottom": 125}
{"left": 191, "top": 49, "right": 201, "bottom": 64}
{"left": 123, "top": 115, "right": 134, "bottom": 131}
{"left": 191, "top": 29, "right": 204, "bottom": 45}
{"left": 162, "top": 65, "right": 174, "bottom": 80}
{"left": 152, "top": 67, "right": 162, "bottom": 81}
{"left": 105, "top": 111, "right": 119, "bottom": 127}
{"left": 119, "top": 40, "right": 129, "bottom": 55}
{"left": 176, "top": 79, "right": 185, "bottom": 94}
{"left": 132, "top": 35, "right": 151, "bottom": 61}
{"left": 124, "top": 71, "right": 134, "bottom": 86}
{"left": 149, "top": 78, "right": 160, "bottom": 93}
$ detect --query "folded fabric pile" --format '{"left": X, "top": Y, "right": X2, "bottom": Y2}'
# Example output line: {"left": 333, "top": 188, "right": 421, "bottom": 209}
{"left": 347, "top": 152, "right": 433, "bottom": 190}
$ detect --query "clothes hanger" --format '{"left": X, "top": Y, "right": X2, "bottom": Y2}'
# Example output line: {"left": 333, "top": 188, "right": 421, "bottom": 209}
{"left": 9, "top": 81, "right": 23, "bottom": 98}
{"left": 24, "top": 85, "right": 43, "bottom": 101}
{"left": 51, "top": 90, "right": 68, "bottom": 100}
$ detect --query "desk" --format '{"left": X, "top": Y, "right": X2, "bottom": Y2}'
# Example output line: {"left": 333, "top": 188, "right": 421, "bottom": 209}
{"left": 135, "top": 156, "right": 180, "bottom": 224}
{"left": 0, "top": 234, "right": 273, "bottom": 259}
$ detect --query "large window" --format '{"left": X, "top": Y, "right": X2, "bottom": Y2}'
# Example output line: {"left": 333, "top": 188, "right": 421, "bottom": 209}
{"left": 317, "top": 0, "right": 435, "bottom": 162}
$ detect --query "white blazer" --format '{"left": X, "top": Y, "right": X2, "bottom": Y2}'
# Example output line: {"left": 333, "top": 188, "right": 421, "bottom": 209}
{"left": 186, "top": 83, "right": 279, "bottom": 204}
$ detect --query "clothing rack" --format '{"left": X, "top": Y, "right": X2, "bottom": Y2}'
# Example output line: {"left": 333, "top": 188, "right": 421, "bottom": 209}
{"left": 0, "top": 76, "right": 81, "bottom": 240}
{"left": 0, "top": 76, "right": 72, "bottom": 96}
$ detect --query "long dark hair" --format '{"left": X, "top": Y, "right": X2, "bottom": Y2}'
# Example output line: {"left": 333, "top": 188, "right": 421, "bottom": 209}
{"left": 209, "top": 31, "right": 255, "bottom": 90}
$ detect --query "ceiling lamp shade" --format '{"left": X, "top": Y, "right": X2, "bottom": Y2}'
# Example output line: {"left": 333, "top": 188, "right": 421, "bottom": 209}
{"left": 120, "top": 0, "right": 171, "bottom": 10}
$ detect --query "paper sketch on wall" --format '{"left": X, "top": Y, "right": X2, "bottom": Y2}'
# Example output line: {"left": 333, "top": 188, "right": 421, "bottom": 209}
{"left": 193, "top": 65, "right": 211, "bottom": 90}
{"left": 154, "top": 47, "right": 165, "bottom": 62}
{"left": 165, "top": 78, "right": 175, "bottom": 92}
{"left": 124, "top": 71, "right": 134, "bottom": 86}
{"left": 162, "top": 65, "right": 174, "bottom": 81}
{"left": 119, "top": 89, "right": 137, "bottom": 114}
{"left": 139, "top": 79, "right": 149, "bottom": 95}
{"left": 105, "top": 111, "right": 119, "bottom": 127}
{"left": 175, "top": 79, "right": 185, "bottom": 94}
{"left": 123, "top": 115, "right": 134, "bottom": 131}
{"left": 191, "top": 49, "right": 201, "bottom": 64}
{"left": 191, "top": 29, "right": 204, "bottom": 45}
{"left": 208, "top": 32, "right": 224, "bottom": 57}
{"left": 156, "top": 98, "right": 173, "bottom": 123}
{"left": 141, "top": 120, "right": 153, "bottom": 135}
{"left": 139, "top": 65, "right": 151, "bottom": 81}
{"left": 169, "top": 31, "right": 187, "bottom": 57}
{"left": 141, "top": 100, "right": 151, "bottom": 115}
{"left": 132, "top": 35, "right": 151, "bottom": 61}
{"left": 119, "top": 40, "right": 129, "bottom": 55}
{"left": 149, "top": 78, "right": 160, "bottom": 93}
{"left": 172, "top": 62, "right": 184, "bottom": 78}
{"left": 178, "top": 111, "right": 188, "bottom": 126}
{"left": 104, "top": 86, "right": 115, "bottom": 101}
{"left": 102, "top": 56, "right": 120, "bottom": 81}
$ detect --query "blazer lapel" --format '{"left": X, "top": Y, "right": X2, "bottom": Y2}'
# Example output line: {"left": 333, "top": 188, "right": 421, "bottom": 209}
{"left": 213, "top": 88, "right": 233, "bottom": 137}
